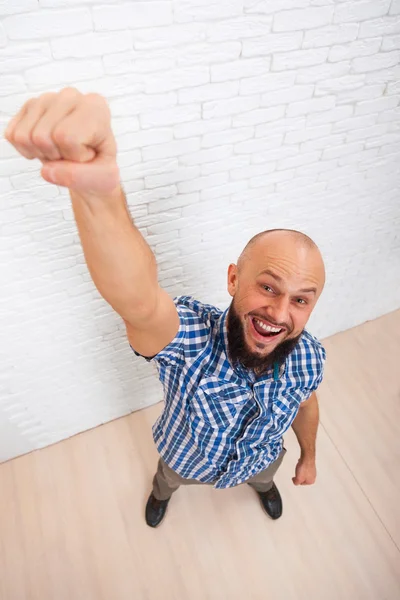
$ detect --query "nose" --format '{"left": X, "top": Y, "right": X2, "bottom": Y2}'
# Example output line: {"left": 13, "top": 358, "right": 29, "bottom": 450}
{"left": 267, "top": 295, "right": 290, "bottom": 328}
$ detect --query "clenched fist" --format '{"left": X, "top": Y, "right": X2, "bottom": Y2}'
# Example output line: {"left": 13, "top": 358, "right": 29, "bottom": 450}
{"left": 4, "top": 87, "right": 120, "bottom": 196}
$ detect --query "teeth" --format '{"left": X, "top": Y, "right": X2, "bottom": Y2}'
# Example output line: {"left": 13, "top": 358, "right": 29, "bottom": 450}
{"left": 255, "top": 319, "right": 282, "bottom": 333}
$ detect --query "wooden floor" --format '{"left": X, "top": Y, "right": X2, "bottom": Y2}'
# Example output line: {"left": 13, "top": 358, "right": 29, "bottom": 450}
{"left": 1, "top": 310, "right": 400, "bottom": 600}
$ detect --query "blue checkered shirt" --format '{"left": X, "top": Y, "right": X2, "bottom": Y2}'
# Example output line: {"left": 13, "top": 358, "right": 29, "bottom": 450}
{"left": 132, "top": 296, "right": 326, "bottom": 489}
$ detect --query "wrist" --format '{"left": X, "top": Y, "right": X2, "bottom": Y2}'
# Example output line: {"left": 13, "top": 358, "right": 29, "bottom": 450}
{"left": 300, "top": 450, "right": 315, "bottom": 463}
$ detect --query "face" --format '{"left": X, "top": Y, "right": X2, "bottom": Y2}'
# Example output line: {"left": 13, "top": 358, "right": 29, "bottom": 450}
{"left": 226, "top": 233, "right": 325, "bottom": 373}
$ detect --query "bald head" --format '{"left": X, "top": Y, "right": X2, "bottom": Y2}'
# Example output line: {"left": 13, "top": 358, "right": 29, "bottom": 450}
{"left": 237, "top": 229, "right": 325, "bottom": 292}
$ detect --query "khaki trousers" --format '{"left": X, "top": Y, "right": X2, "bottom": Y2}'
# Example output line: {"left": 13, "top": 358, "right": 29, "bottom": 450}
{"left": 152, "top": 448, "right": 287, "bottom": 501}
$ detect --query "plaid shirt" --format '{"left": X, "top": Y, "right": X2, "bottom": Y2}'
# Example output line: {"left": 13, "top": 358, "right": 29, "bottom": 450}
{"left": 132, "top": 296, "right": 326, "bottom": 489}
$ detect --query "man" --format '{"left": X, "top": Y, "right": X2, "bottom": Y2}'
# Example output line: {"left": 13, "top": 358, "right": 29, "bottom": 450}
{"left": 5, "top": 88, "right": 326, "bottom": 529}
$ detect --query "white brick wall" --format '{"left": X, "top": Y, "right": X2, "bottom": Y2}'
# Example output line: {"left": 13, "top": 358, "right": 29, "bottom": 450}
{"left": 0, "top": 0, "right": 399, "bottom": 461}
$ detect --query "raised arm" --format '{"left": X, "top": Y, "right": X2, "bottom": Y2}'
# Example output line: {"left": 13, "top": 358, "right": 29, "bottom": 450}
{"left": 5, "top": 87, "right": 179, "bottom": 357}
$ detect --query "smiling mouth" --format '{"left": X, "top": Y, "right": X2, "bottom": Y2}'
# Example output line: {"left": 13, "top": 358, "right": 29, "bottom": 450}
{"left": 250, "top": 316, "right": 285, "bottom": 339}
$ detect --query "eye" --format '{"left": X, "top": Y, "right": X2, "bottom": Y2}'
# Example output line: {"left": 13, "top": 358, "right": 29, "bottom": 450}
{"left": 296, "top": 298, "right": 307, "bottom": 305}
{"left": 263, "top": 285, "right": 274, "bottom": 293}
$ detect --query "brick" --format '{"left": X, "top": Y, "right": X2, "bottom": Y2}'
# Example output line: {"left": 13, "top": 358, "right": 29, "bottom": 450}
{"left": 127, "top": 186, "right": 178, "bottom": 208}
{"left": 377, "top": 107, "right": 400, "bottom": 122}
{"left": 174, "top": 0, "right": 244, "bottom": 23}
{"left": 336, "top": 84, "right": 385, "bottom": 105}
{"left": 303, "top": 23, "right": 358, "bottom": 48}
{"left": 206, "top": 15, "right": 273, "bottom": 41}
{"left": 352, "top": 50, "right": 400, "bottom": 72}
{"left": 0, "top": 138, "right": 20, "bottom": 159}
{"left": 0, "top": 178, "right": 12, "bottom": 193}
{"left": 25, "top": 59, "right": 104, "bottom": 90}
{"left": 277, "top": 150, "right": 321, "bottom": 170}
{"left": 4, "top": 8, "right": 92, "bottom": 39}
{"left": 133, "top": 23, "right": 206, "bottom": 50}
{"left": 387, "top": 79, "right": 400, "bottom": 94}
{"left": 229, "top": 162, "right": 276, "bottom": 181}
{"left": 296, "top": 61, "right": 350, "bottom": 84}
{"left": 93, "top": 2, "right": 172, "bottom": 31}
{"left": 365, "top": 65, "right": 400, "bottom": 83}
{"left": 122, "top": 179, "right": 144, "bottom": 194}
{"left": 174, "top": 117, "right": 231, "bottom": 139}
{"left": 239, "top": 72, "right": 296, "bottom": 95}
{"left": 276, "top": 175, "right": 317, "bottom": 193}
{"left": 140, "top": 105, "right": 201, "bottom": 129}
{"left": 40, "top": 0, "right": 107, "bottom": 4}
{"left": 211, "top": 57, "right": 271, "bottom": 83}
{"left": 79, "top": 75, "right": 145, "bottom": 99}
{"left": 359, "top": 15, "right": 400, "bottom": 38}
{"left": 306, "top": 105, "right": 353, "bottom": 125}
{"left": 180, "top": 145, "right": 233, "bottom": 166}
{"left": 148, "top": 217, "right": 192, "bottom": 236}
{"left": 334, "top": 1, "right": 391, "bottom": 24}
{"left": 142, "top": 138, "right": 200, "bottom": 161}
{"left": 177, "top": 172, "right": 229, "bottom": 194}
{"left": 315, "top": 75, "right": 366, "bottom": 96}
{"left": 301, "top": 133, "right": 345, "bottom": 153}
{"left": 201, "top": 155, "right": 250, "bottom": 176}
{"left": 382, "top": 33, "right": 400, "bottom": 50}
{"left": 286, "top": 95, "right": 336, "bottom": 117}
{"left": 117, "top": 129, "right": 173, "bottom": 152}
{"left": 177, "top": 41, "right": 241, "bottom": 67}
{"left": 232, "top": 105, "right": 285, "bottom": 127}
{"left": 0, "top": 74, "right": 26, "bottom": 96}
{"left": 250, "top": 169, "right": 295, "bottom": 188}
{"left": 201, "top": 180, "right": 248, "bottom": 201}
{"left": 52, "top": 32, "right": 133, "bottom": 59}
{"left": 255, "top": 116, "right": 305, "bottom": 137}
{"left": 245, "top": 0, "right": 310, "bottom": 14}
{"left": 242, "top": 32, "right": 302, "bottom": 57}
{"left": 273, "top": 6, "right": 334, "bottom": 31}
{"left": 145, "top": 166, "right": 200, "bottom": 189}
{"left": 346, "top": 124, "right": 388, "bottom": 143}
{"left": 379, "top": 141, "right": 400, "bottom": 155}
{"left": 104, "top": 50, "right": 174, "bottom": 77}
{"left": 333, "top": 114, "right": 378, "bottom": 133}
{"left": 285, "top": 124, "right": 332, "bottom": 144}
{"left": 329, "top": 38, "right": 382, "bottom": 62}
{"left": 110, "top": 92, "right": 177, "bottom": 116}
{"left": 260, "top": 85, "right": 313, "bottom": 107}
{"left": 252, "top": 145, "right": 299, "bottom": 164}
{"left": 148, "top": 192, "right": 199, "bottom": 214}
{"left": 355, "top": 96, "right": 399, "bottom": 115}
{"left": 391, "top": 0, "right": 400, "bottom": 15}
{"left": 203, "top": 95, "right": 260, "bottom": 119}
{"left": 322, "top": 142, "right": 365, "bottom": 160}
{"left": 272, "top": 47, "right": 328, "bottom": 71}
{"left": 145, "top": 66, "right": 210, "bottom": 93}
{"left": 0, "top": 0, "right": 38, "bottom": 14}
{"left": 201, "top": 126, "right": 253, "bottom": 148}
{"left": 0, "top": 43, "right": 51, "bottom": 74}
{"left": 234, "top": 134, "right": 284, "bottom": 154}
{"left": 365, "top": 131, "right": 400, "bottom": 148}
{"left": 178, "top": 81, "right": 239, "bottom": 104}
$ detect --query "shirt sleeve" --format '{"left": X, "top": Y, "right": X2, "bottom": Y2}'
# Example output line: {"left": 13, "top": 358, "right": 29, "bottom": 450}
{"left": 300, "top": 342, "right": 326, "bottom": 402}
{"left": 129, "top": 297, "right": 187, "bottom": 368}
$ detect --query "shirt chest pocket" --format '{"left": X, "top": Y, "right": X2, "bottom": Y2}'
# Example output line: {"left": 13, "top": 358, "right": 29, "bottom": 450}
{"left": 189, "top": 376, "right": 251, "bottom": 430}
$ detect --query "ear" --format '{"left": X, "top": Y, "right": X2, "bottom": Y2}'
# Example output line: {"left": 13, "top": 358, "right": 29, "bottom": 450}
{"left": 227, "top": 263, "right": 238, "bottom": 297}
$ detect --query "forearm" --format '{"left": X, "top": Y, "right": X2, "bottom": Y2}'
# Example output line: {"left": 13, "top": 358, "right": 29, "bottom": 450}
{"left": 291, "top": 393, "right": 319, "bottom": 461}
{"left": 70, "top": 186, "right": 158, "bottom": 324}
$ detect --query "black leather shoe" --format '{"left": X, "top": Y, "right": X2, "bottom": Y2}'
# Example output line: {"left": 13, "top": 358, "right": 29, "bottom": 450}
{"left": 145, "top": 492, "right": 170, "bottom": 528}
{"left": 251, "top": 482, "right": 283, "bottom": 520}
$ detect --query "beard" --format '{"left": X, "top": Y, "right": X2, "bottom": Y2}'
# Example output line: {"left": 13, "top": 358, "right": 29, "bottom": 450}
{"left": 226, "top": 301, "right": 302, "bottom": 376}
